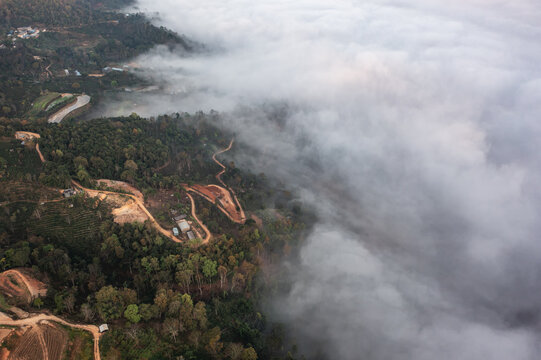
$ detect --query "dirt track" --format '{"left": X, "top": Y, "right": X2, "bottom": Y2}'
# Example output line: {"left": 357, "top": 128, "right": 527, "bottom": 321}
{"left": 0, "top": 270, "right": 47, "bottom": 303}
{"left": 186, "top": 192, "right": 212, "bottom": 243}
{"left": 212, "top": 139, "right": 246, "bottom": 223}
{"left": 185, "top": 139, "right": 246, "bottom": 224}
{"left": 0, "top": 313, "right": 102, "bottom": 360}
{"left": 14, "top": 131, "right": 45, "bottom": 163}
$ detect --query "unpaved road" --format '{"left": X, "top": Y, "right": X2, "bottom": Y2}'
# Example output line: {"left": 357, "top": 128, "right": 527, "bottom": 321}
{"left": 186, "top": 192, "right": 212, "bottom": 243}
{"left": 48, "top": 94, "right": 90, "bottom": 123}
{"left": 14, "top": 131, "right": 45, "bottom": 162}
{"left": 186, "top": 139, "right": 246, "bottom": 224}
{"left": 185, "top": 183, "right": 245, "bottom": 224}
{"left": 0, "top": 270, "right": 46, "bottom": 301}
{"left": 212, "top": 139, "right": 246, "bottom": 222}
{"left": 0, "top": 313, "right": 102, "bottom": 360}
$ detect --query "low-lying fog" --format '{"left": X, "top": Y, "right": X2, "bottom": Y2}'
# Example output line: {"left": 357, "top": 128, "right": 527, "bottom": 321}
{"left": 101, "top": 1, "right": 541, "bottom": 359}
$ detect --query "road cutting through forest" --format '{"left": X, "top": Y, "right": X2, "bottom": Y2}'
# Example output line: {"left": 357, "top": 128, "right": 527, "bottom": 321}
{"left": 184, "top": 139, "right": 247, "bottom": 224}
{"left": 213, "top": 139, "right": 246, "bottom": 222}
{"left": 14, "top": 131, "right": 45, "bottom": 162}
{"left": 26, "top": 130, "right": 239, "bottom": 245}
{"left": 185, "top": 192, "right": 212, "bottom": 243}
{"left": 0, "top": 313, "right": 102, "bottom": 360}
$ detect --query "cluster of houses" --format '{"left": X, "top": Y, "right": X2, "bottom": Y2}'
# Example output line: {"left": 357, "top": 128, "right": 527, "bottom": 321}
{"left": 14, "top": 132, "right": 34, "bottom": 145}
{"left": 7, "top": 27, "right": 43, "bottom": 39}
{"left": 171, "top": 214, "right": 196, "bottom": 240}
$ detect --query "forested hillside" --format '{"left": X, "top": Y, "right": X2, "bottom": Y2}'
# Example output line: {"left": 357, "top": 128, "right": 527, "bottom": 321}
{"left": 0, "top": 0, "right": 131, "bottom": 28}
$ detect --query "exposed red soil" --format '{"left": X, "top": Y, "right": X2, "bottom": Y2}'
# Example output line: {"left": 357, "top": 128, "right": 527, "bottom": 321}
{"left": 183, "top": 139, "right": 246, "bottom": 226}
{"left": 0, "top": 269, "right": 47, "bottom": 304}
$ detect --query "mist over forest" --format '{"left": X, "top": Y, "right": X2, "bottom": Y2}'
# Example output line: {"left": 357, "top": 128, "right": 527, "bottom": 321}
{"left": 102, "top": 1, "right": 541, "bottom": 359}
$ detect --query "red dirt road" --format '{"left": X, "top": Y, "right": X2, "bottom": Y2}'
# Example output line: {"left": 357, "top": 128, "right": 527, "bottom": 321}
{"left": 184, "top": 139, "right": 246, "bottom": 225}
{"left": 0, "top": 269, "right": 47, "bottom": 303}
{"left": 14, "top": 131, "right": 45, "bottom": 163}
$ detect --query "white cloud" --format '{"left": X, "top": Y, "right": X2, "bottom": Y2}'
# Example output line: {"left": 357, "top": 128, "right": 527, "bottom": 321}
{"left": 119, "top": 0, "right": 541, "bottom": 358}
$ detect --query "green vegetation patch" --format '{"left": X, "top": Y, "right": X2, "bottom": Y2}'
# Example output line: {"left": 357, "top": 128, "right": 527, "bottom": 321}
{"left": 0, "top": 140, "right": 42, "bottom": 181}
{"left": 46, "top": 95, "right": 75, "bottom": 112}
{"left": 27, "top": 92, "right": 61, "bottom": 117}
{"left": 0, "top": 181, "right": 61, "bottom": 203}
{"left": 0, "top": 294, "right": 11, "bottom": 312}
{"left": 29, "top": 197, "right": 109, "bottom": 256}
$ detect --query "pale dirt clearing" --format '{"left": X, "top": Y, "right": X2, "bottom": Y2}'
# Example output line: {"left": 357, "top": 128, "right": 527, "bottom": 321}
{"left": 0, "top": 329, "right": 13, "bottom": 344}
{"left": 96, "top": 179, "right": 144, "bottom": 201}
{"left": 111, "top": 201, "right": 148, "bottom": 224}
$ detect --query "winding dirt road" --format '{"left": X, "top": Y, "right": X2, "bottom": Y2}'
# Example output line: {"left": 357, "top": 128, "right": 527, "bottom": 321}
{"left": 0, "top": 313, "right": 102, "bottom": 360}
{"left": 212, "top": 139, "right": 246, "bottom": 222}
{"left": 185, "top": 139, "right": 246, "bottom": 224}
{"left": 186, "top": 192, "right": 212, "bottom": 243}
{"left": 14, "top": 131, "right": 45, "bottom": 163}
{"left": 23, "top": 131, "right": 237, "bottom": 246}
{"left": 1, "top": 270, "right": 47, "bottom": 301}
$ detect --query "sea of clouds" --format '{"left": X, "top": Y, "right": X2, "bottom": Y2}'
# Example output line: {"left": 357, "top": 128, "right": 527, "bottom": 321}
{"left": 109, "top": 1, "right": 541, "bottom": 358}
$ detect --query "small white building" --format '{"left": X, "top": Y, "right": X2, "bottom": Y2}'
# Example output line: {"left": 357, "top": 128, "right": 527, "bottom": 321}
{"left": 178, "top": 220, "right": 190, "bottom": 233}
{"left": 99, "top": 324, "right": 109, "bottom": 333}
{"left": 187, "top": 231, "right": 195, "bottom": 240}
{"left": 172, "top": 227, "right": 179, "bottom": 236}
{"left": 63, "top": 188, "right": 76, "bottom": 198}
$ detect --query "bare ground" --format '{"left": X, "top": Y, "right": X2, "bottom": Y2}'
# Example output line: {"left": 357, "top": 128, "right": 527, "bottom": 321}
{"left": 0, "top": 269, "right": 47, "bottom": 304}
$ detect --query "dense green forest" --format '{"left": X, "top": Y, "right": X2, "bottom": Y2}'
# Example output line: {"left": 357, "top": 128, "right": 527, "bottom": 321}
{"left": 0, "top": 0, "right": 132, "bottom": 28}
{"left": 0, "top": 112, "right": 310, "bottom": 360}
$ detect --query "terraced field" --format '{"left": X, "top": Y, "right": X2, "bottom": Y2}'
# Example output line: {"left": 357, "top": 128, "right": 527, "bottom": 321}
{"left": 43, "top": 323, "right": 67, "bottom": 360}
{"left": 3, "top": 323, "right": 72, "bottom": 360}
{"left": 0, "top": 182, "right": 61, "bottom": 203}
{"left": 26, "top": 93, "right": 61, "bottom": 117}
{"left": 9, "top": 326, "right": 45, "bottom": 360}
{"left": 45, "top": 95, "right": 75, "bottom": 112}
{"left": 29, "top": 200, "right": 107, "bottom": 243}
